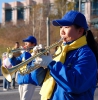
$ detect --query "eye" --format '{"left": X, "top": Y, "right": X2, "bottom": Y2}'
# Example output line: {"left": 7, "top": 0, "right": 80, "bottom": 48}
{"left": 64, "top": 26, "right": 69, "bottom": 28}
{"left": 60, "top": 26, "right": 62, "bottom": 28}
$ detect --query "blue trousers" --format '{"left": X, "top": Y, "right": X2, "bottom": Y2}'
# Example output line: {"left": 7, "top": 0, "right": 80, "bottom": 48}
{"left": 3, "top": 78, "right": 10, "bottom": 89}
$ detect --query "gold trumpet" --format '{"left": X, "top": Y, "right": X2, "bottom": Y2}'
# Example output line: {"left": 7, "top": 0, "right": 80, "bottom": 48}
{"left": 1, "top": 38, "right": 63, "bottom": 82}
{"left": 7, "top": 47, "right": 34, "bottom": 53}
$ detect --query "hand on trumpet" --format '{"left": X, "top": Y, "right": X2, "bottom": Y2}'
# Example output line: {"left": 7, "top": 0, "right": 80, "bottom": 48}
{"left": 34, "top": 54, "right": 53, "bottom": 68}
{"left": 31, "top": 44, "right": 44, "bottom": 56}
{"left": 8, "top": 52, "right": 14, "bottom": 58}
{"left": 6, "top": 47, "right": 13, "bottom": 58}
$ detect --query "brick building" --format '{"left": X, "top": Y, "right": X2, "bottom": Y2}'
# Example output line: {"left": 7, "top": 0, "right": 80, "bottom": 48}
{"left": 1, "top": 0, "right": 98, "bottom": 28}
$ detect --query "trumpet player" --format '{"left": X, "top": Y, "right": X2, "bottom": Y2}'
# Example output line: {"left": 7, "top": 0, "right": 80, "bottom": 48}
{"left": 8, "top": 36, "right": 42, "bottom": 100}
{"left": 11, "top": 41, "right": 21, "bottom": 89}
{"left": 12, "top": 42, "right": 21, "bottom": 57}
{"left": 34, "top": 10, "right": 98, "bottom": 100}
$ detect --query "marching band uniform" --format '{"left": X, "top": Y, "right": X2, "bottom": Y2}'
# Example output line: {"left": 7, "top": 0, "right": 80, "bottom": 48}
{"left": 11, "top": 42, "right": 21, "bottom": 89}
{"left": 10, "top": 51, "right": 37, "bottom": 100}
{"left": 34, "top": 11, "right": 98, "bottom": 100}
{"left": 9, "top": 36, "right": 39, "bottom": 100}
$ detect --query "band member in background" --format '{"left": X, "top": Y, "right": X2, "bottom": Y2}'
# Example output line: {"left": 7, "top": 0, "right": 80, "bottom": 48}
{"left": 12, "top": 42, "right": 21, "bottom": 57}
{"left": 8, "top": 36, "right": 38, "bottom": 100}
{"left": 2, "top": 52, "right": 11, "bottom": 91}
{"left": 34, "top": 10, "right": 98, "bottom": 100}
{"left": 11, "top": 41, "right": 21, "bottom": 89}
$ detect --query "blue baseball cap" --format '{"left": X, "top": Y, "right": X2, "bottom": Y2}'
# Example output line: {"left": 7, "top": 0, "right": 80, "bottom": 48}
{"left": 23, "top": 36, "right": 37, "bottom": 45}
{"left": 52, "top": 10, "right": 88, "bottom": 30}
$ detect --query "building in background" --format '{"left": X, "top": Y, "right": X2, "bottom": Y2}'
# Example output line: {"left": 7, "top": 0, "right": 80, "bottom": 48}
{"left": 2, "top": 0, "right": 35, "bottom": 26}
{"left": 75, "top": 0, "right": 98, "bottom": 28}
{"left": 1, "top": 0, "right": 98, "bottom": 28}
{"left": 2, "top": 0, "right": 55, "bottom": 26}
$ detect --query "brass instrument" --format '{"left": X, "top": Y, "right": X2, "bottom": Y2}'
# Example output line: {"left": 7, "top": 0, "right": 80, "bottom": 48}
{"left": 7, "top": 47, "right": 34, "bottom": 53}
{"left": 1, "top": 38, "right": 63, "bottom": 82}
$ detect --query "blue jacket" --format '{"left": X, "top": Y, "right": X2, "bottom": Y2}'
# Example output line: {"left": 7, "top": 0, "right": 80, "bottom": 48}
{"left": 48, "top": 45, "right": 97, "bottom": 100}
{"left": 9, "top": 52, "right": 37, "bottom": 85}
{"left": 9, "top": 51, "right": 47, "bottom": 86}
{"left": 97, "top": 62, "right": 98, "bottom": 83}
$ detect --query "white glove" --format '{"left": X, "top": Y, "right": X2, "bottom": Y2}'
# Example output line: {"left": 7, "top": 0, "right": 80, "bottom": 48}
{"left": 8, "top": 53, "right": 13, "bottom": 58}
{"left": 34, "top": 54, "right": 52, "bottom": 67}
{"left": 33, "top": 44, "right": 44, "bottom": 56}
{"left": 33, "top": 45, "right": 40, "bottom": 52}
{"left": 38, "top": 44, "right": 43, "bottom": 49}
{"left": 33, "top": 44, "right": 43, "bottom": 52}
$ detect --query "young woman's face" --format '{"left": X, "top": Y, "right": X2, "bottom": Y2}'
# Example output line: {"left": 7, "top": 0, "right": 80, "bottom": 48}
{"left": 24, "top": 42, "right": 34, "bottom": 48}
{"left": 60, "top": 25, "right": 84, "bottom": 43}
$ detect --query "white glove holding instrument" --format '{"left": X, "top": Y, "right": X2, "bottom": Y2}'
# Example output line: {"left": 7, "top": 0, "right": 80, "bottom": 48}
{"left": 31, "top": 44, "right": 44, "bottom": 56}
{"left": 34, "top": 54, "right": 53, "bottom": 68}
{"left": 7, "top": 47, "right": 13, "bottom": 58}
{"left": 33, "top": 44, "right": 43, "bottom": 52}
{"left": 8, "top": 53, "right": 13, "bottom": 58}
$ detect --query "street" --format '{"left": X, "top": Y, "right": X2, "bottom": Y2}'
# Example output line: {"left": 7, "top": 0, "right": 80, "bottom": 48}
{"left": 94, "top": 85, "right": 98, "bottom": 100}
{"left": 0, "top": 82, "right": 41, "bottom": 100}
{"left": 0, "top": 82, "right": 98, "bottom": 100}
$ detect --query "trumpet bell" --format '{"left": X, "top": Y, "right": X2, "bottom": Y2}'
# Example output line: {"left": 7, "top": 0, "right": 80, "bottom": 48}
{"left": 1, "top": 66, "right": 13, "bottom": 82}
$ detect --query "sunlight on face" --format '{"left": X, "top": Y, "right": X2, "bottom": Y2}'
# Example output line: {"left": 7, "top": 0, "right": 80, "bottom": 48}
{"left": 60, "top": 25, "right": 84, "bottom": 43}
{"left": 24, "top": 42, "right": 32, "bottom": 48}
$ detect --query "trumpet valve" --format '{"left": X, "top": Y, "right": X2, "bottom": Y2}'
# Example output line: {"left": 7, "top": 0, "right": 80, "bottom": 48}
{"left": 7, "top": 47, "right": 12, "bottom": 53}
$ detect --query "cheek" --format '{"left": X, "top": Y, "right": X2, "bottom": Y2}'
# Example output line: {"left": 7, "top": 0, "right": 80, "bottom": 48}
{"left": 28, "top": 44, "right": 30, "bottom": 47}
{"left": 28, "top": 44, "right": 32, "bottom": 47}
{"left": 68, "top": 29, "right": 76, "bottom": 36}
{"left": 24, "top": 43, "right": 29, "bottom": 47}
{"left": 68, "top": 31, "right": 79, "bottom": 41}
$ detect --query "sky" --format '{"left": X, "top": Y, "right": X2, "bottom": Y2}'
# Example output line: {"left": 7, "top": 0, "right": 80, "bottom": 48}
{"left": 0, "top": 0, "right": 23, "bottom": 23}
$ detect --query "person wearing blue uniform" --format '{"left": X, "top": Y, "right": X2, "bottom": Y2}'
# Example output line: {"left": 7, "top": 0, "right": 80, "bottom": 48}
{"left": 9, "top": 36, "right": 44, "bottom": 100}
{"left": 34, "top": 10, "right": 98, "bottom": 100}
